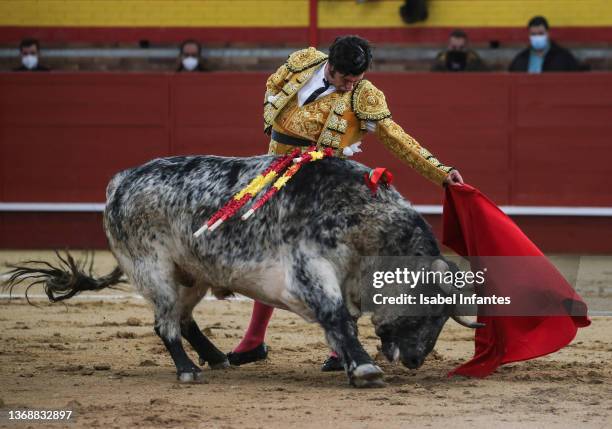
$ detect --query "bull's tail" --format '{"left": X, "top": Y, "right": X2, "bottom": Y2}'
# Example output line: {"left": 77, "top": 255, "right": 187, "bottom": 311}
{"left": 2, "top": 251, "right": 126, "bottom": 303}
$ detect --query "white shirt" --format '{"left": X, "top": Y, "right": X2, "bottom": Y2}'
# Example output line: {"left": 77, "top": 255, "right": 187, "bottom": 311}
{"left": 297, "top": 62, "right": 336, "bottom": 106}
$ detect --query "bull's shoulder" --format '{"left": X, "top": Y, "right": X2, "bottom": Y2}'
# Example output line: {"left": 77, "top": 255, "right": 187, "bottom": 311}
{"left": 351, "top": 79, "right": 392, "bottom": 121}
{"left": 286, "top": 47, "right": 328, "bottom": 73}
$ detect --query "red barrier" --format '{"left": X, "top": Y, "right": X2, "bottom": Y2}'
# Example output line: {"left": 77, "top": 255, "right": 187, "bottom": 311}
{"left": 1, "top": 72, "right": 611, "bottom": 251}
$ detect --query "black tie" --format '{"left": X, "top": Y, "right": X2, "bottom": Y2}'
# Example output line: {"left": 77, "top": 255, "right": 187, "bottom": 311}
{"left": 303, "top": 78, "right": 330, "bottom": 105}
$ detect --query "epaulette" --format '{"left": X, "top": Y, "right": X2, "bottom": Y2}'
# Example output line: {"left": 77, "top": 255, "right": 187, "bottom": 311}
{"left": 286, "top": 47, "right": 328, "bottom": 73}
{"left": 351, "top": 80, "right": 392, "bottom": 121}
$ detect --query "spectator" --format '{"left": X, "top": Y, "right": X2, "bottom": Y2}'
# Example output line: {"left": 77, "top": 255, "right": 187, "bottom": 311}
{"left": 14, "top": 38, "right": 50, "bottom": 72}
{"left": 509, "top": 16, "right": 580, "bottom": 73}
{"left": 431, "top": 29, "right": 487, "bottom": 72}
{"left": 177, "top": 39, "right": 207, "bottom": 72}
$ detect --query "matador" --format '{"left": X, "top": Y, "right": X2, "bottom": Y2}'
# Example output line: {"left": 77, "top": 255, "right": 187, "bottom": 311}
{"left": 227, "top": 35, "right": 464, "bottom": 371}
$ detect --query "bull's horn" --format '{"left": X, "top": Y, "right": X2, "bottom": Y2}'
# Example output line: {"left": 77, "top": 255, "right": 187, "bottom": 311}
{"left": 452, "top": 315, "right": 485, "bottom": 329}
{"left": 432, "top": 259, "right": 455, "bottom": 296}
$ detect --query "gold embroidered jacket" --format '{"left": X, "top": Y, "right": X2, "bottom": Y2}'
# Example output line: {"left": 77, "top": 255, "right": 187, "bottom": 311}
{"left": 263, "top": 47, "right": 454, "bottom": 186}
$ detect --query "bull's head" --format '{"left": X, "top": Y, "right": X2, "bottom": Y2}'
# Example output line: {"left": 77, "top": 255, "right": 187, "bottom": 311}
{"left": 370, "top": 258, "right": 483, "bottom": 369}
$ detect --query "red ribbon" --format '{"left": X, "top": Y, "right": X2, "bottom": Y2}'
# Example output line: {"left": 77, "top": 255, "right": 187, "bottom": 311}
{"left": 364, "top": 167, "right": 393, "bottom": 195}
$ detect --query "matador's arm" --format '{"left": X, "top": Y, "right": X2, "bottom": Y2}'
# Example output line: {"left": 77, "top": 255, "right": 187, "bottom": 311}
{"left": 264, "top": 64, "right": 290, "bottom": 103}
{"left": 375, "top": 118, "right": 454, "bottom": 186}
{"left": 352, "top": 80, "right": 454, "bottom": 187}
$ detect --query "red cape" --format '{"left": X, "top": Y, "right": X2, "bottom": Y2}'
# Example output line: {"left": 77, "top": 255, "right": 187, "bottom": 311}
{"left": 442, "top": 184, "right": 590, "bottom": 377}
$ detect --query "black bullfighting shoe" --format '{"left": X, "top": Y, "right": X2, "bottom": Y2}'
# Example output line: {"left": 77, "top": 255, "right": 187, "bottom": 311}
{"left": 321, "top": 355, "right": 344, "bottom": 372}
{"left": 226, "top": 343, "right": 268, "bottom": 366}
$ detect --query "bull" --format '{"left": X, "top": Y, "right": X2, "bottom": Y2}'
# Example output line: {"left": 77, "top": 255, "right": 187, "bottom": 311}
{"left": 5, "top": 154, "right": 481, "bottom": 387}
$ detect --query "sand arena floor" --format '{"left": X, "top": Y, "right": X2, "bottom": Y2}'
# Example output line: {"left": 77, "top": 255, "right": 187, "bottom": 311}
{"left": 0, "top": 250, "right": 611, "bottom": 429}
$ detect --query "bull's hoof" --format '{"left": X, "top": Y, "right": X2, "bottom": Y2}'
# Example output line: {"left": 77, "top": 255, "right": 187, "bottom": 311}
{"left": 208, "top": 358, "right": 230, "bottom": 370}
{"left": 199, "top": 354, "right": 231, "bottom": 369}
{"left": 177, "top": 370, "right": 203, "bottom": 383}
{"left": 349, "top": 364, "right": 385, "bottom": 388}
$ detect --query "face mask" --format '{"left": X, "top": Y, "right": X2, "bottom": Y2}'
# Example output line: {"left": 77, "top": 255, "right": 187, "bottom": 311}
{"left": 182, "top": 57, "right": 199, "bottom": 71}
{"left": 446, "top": 50, "right": 467, "bottom": 71}
{"left": 22, "top": 54, "right": 38, "bottom": 70}
{"left": 530, "top": 35, "right": 548, "bottom": 51}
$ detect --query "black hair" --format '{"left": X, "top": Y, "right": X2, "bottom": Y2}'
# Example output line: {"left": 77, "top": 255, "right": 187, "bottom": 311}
{"left": 528, "top": 16, "right": 549, "bottom": 30}
{"left": 19, "top": 38, "right": 40, "bottom": 51}
{"left": 449, "top": 29, "right": 468, "bottom": 40}
{"left": 328, "top": 35, "right": 372, "bottom": 76}
{"left": 179, "top": 39, "right": 201, "bottom": 56}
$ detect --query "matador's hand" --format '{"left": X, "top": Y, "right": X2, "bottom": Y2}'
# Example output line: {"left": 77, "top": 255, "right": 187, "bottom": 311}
{"left": 443, "top": 169, "right": 464, "bottom": 186}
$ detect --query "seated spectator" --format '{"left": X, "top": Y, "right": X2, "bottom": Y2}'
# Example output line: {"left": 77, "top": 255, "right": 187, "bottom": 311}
{"left": 509, "top": 16, "right": 580, "bottom": 73}
{"left": 14, "top": 38, "right": 50, "bottom": 72}
{"left": 431, "top": 29, "right": 487, "bottom": 72}
{"left": 177, "top": 39, "right": 207, "bottom": 72}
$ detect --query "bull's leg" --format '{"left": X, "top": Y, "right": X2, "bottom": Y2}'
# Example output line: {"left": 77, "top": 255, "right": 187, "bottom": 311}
{"left": 180, "top": 319, "right": 229, "bottom": 369}
{"left": 154, "top": 323, "right": 202, "bottom": 382}
{"left": 289, "top": 255, "right": 384, "bottom": 388}
{"left": 317, "top": 304, "right": 384, "bottom": 387}
{"left": 175, "top": 286, "right": 229, "bottom": 369}
{"left": 128, "top": 264, "right": 202, "bottom": 382}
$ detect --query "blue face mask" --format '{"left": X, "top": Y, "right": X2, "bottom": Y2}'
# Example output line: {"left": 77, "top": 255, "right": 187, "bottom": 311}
{"left": 530, "top": 34, "right": 548, "bottom": 51}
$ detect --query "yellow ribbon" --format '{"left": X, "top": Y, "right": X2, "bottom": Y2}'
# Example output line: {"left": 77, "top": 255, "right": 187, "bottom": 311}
{"left": 234, "top": 170, "right": 278, "bottom": 200}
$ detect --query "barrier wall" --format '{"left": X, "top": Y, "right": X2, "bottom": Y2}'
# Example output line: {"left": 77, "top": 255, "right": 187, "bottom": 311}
{"left": 1, "top": 72, "right": 611, "bottom": 251}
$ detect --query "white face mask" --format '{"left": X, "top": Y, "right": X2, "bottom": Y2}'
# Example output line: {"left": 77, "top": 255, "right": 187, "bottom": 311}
{"left": 530, "top": 34, "right": 548, "bottom": 51}
{"left": 182, "top": 57, "right": 199, "bottom": 71}
{"left": 22, "top": 54, "right": 38, "bottom": 70}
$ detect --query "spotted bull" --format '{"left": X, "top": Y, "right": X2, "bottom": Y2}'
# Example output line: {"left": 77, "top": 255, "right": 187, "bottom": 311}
{"left": 5, "top": 154, "right": 481, "bottom": 387}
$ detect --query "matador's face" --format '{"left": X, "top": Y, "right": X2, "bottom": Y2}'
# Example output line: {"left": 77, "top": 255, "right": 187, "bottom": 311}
{"left": 326, "top": 64, "right": 364, "bottom": 92}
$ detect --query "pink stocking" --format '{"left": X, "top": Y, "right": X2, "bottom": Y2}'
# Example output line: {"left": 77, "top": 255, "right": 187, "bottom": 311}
{"left": 232, "top": 301, "right": 274, "bottom": 353}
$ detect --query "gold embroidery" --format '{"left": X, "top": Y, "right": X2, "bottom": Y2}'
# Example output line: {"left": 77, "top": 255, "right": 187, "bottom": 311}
{"left": 296, "top": 68, "right": 316, "bottom": 84}
{"left": 265, "top": 64, "right": 290, "bottom": 96}
{"left": 268, "top": 141, "right": 277, "bottom": 154}
{"left": 352, "top": 80, "right": 392, "bottom": 121}
{"left": 315, "top": 93, "right": 352, "bottom": 155}
{"left": 271, "top": 93, "right": 288, "bottom": 109}
{"left": 334, "top": 100, "right": 347, "bottom": 115}
{"left": 375, "top": 118, "right": 453, "bottom": 186}
{"left": 275, "top": 95, "right": 338, "bottom": 141}
{"left": 319, "top": 130, "right": 341, "bottom": 148}
{"left": 327, "top": 115, "right": 348, "bottom": 133}
{"left": 269, "top": 141, "right": 312, "bottom": 156}
{"left": 286, "top": 47, "right": 328, "bottom": 73}
{"left": 419, "top": 147, "right": 433, "bottom": 158}
{"left": 263, "top": 66, "right": 317, "bottom": 131}
{"left": 263, "top": 104, "right": 277, "bottom": 132}
{"left": 282, "top": 82, "right": 299, "bottom": 95}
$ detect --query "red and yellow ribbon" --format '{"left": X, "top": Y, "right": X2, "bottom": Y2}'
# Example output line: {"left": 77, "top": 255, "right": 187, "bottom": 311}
{"left": 242, "top": 147, "right": 334, "bottom": 220}
{"left": 194, "top": 148, "right": 300, "bottom": 235}
{"left": 194, "top": 147, "right": 334, "bottom": 235}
